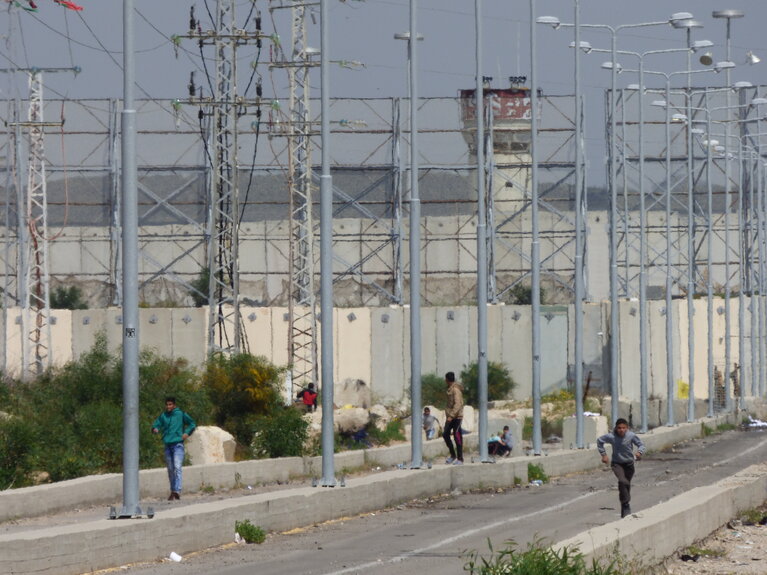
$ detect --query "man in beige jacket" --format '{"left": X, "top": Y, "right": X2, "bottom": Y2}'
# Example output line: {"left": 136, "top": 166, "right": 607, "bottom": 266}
{"left": 442, "top": 371, "right": 464, "bottom": 465}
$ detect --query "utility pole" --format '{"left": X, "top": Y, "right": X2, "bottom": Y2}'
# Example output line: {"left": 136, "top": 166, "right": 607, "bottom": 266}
{"left": 3, "top": 66, "right": 79, "bottom": 378}
{"left": 174, "top": 3, "right": 265, "bottom": 355}
{"left": 269, "top": 0, "right": 319, "bottom": 394}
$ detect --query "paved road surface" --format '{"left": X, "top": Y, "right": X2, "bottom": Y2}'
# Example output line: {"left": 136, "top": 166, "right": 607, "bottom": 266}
{"left": 121, "top": 427, "right": 767, "bottom": 575}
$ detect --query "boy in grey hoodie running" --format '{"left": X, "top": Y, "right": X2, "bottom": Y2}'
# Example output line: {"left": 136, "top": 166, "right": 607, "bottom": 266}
{"left": 597, "top": 418, "right": 645, "bottom": 518}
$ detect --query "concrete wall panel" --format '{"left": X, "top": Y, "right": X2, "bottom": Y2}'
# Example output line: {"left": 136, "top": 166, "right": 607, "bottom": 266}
{"left": 336, "top": 307, "right": 372, "bottom": 384}
{"left": 502, "top": 305, "right": 532, "bottom": 400}
{"left": 370, "top": 307, "right": 407, "bottom": 405}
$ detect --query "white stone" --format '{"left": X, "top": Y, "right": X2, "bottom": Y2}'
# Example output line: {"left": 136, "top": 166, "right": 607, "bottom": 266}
{"left": 369, "top": 404, "right": 390, "bottom": 431}
{"left": 335, "top": 378, "right": 373, "bottom": 409}
{"left": 334, "top": 407, "right": 370, "bottom": 433}
{"left": 186, "top": 426, "right": 236, "bottom": 465}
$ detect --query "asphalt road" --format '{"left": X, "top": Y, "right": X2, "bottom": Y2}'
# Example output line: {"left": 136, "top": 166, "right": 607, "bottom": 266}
{"left": 121, "top": 427, "right": 767, "bottom": 575}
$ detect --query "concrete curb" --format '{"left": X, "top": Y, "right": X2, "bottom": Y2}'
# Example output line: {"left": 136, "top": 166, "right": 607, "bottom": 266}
{"left": 555, "top": 463, "right": 767, "bottom": 566}
{"left": 0, "top": 415, "right": 738, "bottom": 575}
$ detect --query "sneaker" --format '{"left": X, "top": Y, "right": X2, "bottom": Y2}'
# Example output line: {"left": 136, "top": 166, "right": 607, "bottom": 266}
{"left": 621, "top": 504, "right": 631, "bottom": 518}
{"left": 453, "top": 459, "right": 464, "bottom": 465}
{"left": 168, "top": 492, "right": 175, "bottom": 501}
{"left": 445, "top": 457, "right": 455, "bottom": 464}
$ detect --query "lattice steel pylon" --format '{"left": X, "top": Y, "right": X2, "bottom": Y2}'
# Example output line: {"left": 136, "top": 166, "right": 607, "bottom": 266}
{"left": 175, "top": 2, "right": 264, "bottom": 355}
{"left": 8, "top": 68, "right": 76, "bottom": 378}
{"left": 21, "top": 70, "right": 52, "bottom": 377}
{"left": 270, "top": 0, "right": 318, "bottom": 390}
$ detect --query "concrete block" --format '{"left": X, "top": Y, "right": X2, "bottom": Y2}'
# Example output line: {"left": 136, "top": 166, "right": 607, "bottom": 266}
{"left": 562, "top": 415, "right": 608, "bottom": 450}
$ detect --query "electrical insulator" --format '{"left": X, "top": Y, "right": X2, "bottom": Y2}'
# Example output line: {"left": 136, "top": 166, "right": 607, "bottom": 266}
{"left": 256, "top": 80, "right": 262, "bottom": 98}
{"left": 189, "top": 6, "right": 196, "bottom": 32}
{"left": 255, "top": 13, "right": 262, "bottom": 31}
{"left": 188, "top": 71, "right": 196, "bottom": 97}
{"left": 198, "top": 108, "right": 203, "bottom": 121}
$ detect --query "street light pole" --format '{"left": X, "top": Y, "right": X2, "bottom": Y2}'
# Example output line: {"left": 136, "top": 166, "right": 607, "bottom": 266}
{"left": 530, "top": 0, "right": 542, "bottom": 455}
{"left": 713, "top": 9, "right": 744, "bottom": 413}
{"left": 319, "top": 0, "right": 336, "bottom": 487}
{"left": 573, "top": 0, "right": 585, "bottom": 448}
{"left": 395, "top": 1, "right": 424, "bottom": 468}
{"left": 475, "top": 0, "right": 490, "bottom": 462}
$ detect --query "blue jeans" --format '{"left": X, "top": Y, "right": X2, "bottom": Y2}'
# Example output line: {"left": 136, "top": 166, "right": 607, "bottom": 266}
{"left": 164, "top": 442, "right": 185, "bottom": 493}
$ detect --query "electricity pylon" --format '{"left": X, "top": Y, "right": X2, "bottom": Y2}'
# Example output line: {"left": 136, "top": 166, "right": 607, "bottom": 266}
{"left": 4, "top": 66, "right": 78, "bottom": 378}
{"left": 174, "top": 3, "right": 265, "bottom": 355}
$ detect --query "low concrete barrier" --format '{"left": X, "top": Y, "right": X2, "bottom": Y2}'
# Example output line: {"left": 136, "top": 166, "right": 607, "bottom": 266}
{"left": 555, "top": 463, "right": 767, "bottom": 566}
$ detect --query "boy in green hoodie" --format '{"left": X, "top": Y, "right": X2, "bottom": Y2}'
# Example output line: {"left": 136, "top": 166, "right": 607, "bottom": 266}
{"left": 152, "top": 397, "right": 196, "bottom": 501}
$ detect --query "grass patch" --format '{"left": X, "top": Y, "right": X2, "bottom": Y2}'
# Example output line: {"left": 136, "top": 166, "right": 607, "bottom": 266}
{"left": 527, "top": 463, "right": 549, "bottom": 483}
{"left": 464, "top": 538, "right": 629, "bottom": 574}
{"left": 716, "top": 423, "right": 736, "bottom": 432}
{"left": 702, "top": 424, "right": 713, "bottom": 437}
{"left": 235, "top": 519, "right": 266, "bottom": 544}
{"left": 684, "top": 545, "right": 725, "bottom": 558}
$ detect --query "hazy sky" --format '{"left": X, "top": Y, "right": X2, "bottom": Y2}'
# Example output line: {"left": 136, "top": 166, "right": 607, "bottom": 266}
{"left": 2, "top": 0, "right": 766, "bottom": 183}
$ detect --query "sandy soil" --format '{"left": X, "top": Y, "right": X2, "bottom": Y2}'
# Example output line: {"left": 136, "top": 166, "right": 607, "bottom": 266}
{"left": 657, "top": 514, "right": 767, "bottom": 574}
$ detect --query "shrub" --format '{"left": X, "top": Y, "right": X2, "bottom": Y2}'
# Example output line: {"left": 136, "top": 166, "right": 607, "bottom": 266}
{"left": 0, "top": 334, "right": 211, "bottom": 485}
{"left": 527, "top": 463, "right": 549, "bottom": 483}
{"left": 235, "top": 519, "right": 266, "bottom": 544}
{"left": 464, "top": 538, "right": 621, "bottom": 575}
{"left": 203, "top": 353, "right": 285, "bottom": 445}
{"left": 366, "top": 419, "right": 405, "bottom": 446}
{"left": 460, "top": 361, "right": 516, "bottom": 407}
{"left": 50, "top": 285, "right": 88, "bottom": 310}
{"left": 508, "top": 284, "right": 546, "bottom": 305}
{"left": 251, "top": 406, "right": 309, "bottom": 458}
{"left": 188, "top": 268, "right": 210, "bottom": 307}
{"left": 421, "top": 372, "right": 448, "bottom": 409}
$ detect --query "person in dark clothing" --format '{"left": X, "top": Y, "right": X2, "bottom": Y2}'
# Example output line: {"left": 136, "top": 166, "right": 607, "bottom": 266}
{"left": 297, "top": 383, "right": 318, "bottom": 413}
{"left": 597, "top": 418, "right": 645, "bottom": 518}
{"left": 152, "top": 397, "right": 196, "bottom": 501}
{"left": 442, "top": 371, "right": 464, "bottom": 465}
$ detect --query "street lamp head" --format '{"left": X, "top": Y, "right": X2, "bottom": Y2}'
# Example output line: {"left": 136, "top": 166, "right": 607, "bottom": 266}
{"left": 672, "top": 113, "right": 688, "bottom": 123}
{"left": 626, "top": 83, "right": 642, "bottom": 91}
{"left": 703, "top": 139, "right": 719, "bottom": 147}
{"left": 568, "top": 40, "right": 593, "bottom": 54}
{"left": 691, "top": 40, "right": 714, "bottom": 51}
{"left": 601, "top": 61, "right": 622, "bottom": 73}
{"left": 751, "top": 97, "right": 767, "bottom": 106}
{"left": 712, "top": 10, "right": 744, "bottom": 19}
{"left": 745, "top": 51, "right": 761, "bottom": 65}
{"left": 699, "top": 52, "right": 715, "bottom": 66}
{"left": 733, "top": 81, "right": 753, "bottom": 89}
{"left": 651, "top": 100, "right": 669, "bottom": 108}
{"left": 672, "top": 18, "right": 704, "bottom": 29}
{"left": 305, "top": 46, "right": 321, "bottom": 56}
{"left": 690, "top": 128, "right": 705, "bottom": 135}
{"left": 536, "top": 16, "right": 561, "bottom": 29}
{"left": 714, "top": 60, "right": 736, "bottom": 72}
{"left": 669, "top": 12, "right": 694, "bottom": 23}
{"left": 393, "top": 32, "right": 424, "bottom": 41}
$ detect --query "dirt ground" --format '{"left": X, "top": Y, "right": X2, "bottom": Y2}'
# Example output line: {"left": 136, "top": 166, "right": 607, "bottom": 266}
{"left": 657, "top": 514, "right": 767, "bottom": 574}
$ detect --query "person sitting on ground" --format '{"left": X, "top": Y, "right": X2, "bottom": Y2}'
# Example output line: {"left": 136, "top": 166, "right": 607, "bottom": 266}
{"left": 422, "top": 406, "right": 439, "bottom": 440}
{"left": 495, "top": 425, "right": 514, "bottom": 457}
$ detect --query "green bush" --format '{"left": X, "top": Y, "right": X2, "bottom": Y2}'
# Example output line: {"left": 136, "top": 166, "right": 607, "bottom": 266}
{"left": 422, "top": 362, "right": 516, "bottom": 409}
{"left": 527, "top": 463, "right": 549, "bottom": 483}
{"left": 0, "top": 417, "right": 38, "bottom": 489}
{"left": 366, "top": 419, "right": 405, "bottom": 446}
{"left": 188, "top": 268, "right": 210, "bottom": 308}
{"left": 460, "top": 362, "right": 516, "bottom": 407}
{"left": 421, "top": 373, "right": 448, "bottom": 409}
{"left": 0, "top": 334, "right": 211, "bottom": 485}
{"left": 235, "top": 519, "right": 266, "bottom": 544}
{"left": 203, "top": 353, "right": 285, "bottom": 445}
{"left": 50, "top": 285, "right": 88, "bottom": 310}
{"left": 251, "top": 406, "right": 309, "bottom": 458}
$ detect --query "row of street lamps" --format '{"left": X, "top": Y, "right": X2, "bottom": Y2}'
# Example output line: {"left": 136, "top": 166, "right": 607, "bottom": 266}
{"left": 539, "top": 8, "right": 764, "bottom": 437}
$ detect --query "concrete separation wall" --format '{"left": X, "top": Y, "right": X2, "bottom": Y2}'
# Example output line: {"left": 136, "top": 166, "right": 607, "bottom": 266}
{"left": 0, "top": 418, "right": 735, "bottom": 575}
